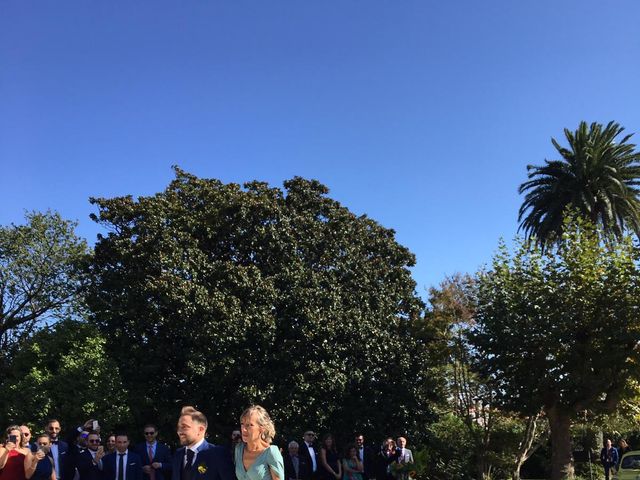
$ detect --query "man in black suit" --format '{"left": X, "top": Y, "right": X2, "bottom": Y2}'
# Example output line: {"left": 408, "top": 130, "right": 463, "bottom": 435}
{"left": 355, "top": 434, "right": 375, "bottom": 480}
{"left": 75, "top": 431, "right": 102, "bottom": 480}
{"left": 284, "top": 441, "right": 310, "bottom": 480}
{"left": 135, "top": 424, "right": 172, "bottom": 480}
{"left": 171, "top": 406, "right": 234, "bottom": 480}
{"left": 99, "top": 433, "right": 143, "bottom": 480}
{"left": 298, "top": 431, "right": 318, "bottom": 480}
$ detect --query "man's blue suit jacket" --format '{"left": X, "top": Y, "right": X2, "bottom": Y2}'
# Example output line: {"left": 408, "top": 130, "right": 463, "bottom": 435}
{"left": 171, "top": 442, "right": 234, "bottom": 480}
{"left": 134, "top": 442, "right": 172, "bottom": 480}
{"left": 101, "top": 450, "right": 144, "bottom": 480}
{"left": 54, "top": 440, "right": 70, "bottom": 480}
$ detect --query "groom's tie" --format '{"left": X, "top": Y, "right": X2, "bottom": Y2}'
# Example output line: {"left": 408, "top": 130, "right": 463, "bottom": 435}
{"left": 182, "top": 449, "right": 195, "bottom": 480}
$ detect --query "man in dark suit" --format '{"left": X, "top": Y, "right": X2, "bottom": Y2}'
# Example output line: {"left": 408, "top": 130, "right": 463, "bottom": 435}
{"left": 355, "top": 434, "right": 375, "bottom": 480}
{"left": 172, "top": 406, "right": 234, "bottom": 480}
{"left": 75, "top": 431, "right": 102, "bottom": 480}
{"left": 46, "top": 419, "right": 69, "bottom": 480}
{"left": 298, "top": 431, "right": 318, "bottom": 480}
{"left": 135, "top": 424, "right": 172, "bottom": 480}
{"left": 100, "top": 433, "right": 143, "bottom": 480}
{"left": 284, "top": 441, "right": 310, "bottom": 480}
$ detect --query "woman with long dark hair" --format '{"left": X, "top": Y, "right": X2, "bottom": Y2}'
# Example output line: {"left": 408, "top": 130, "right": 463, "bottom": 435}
{"left": 319, "top": 434, "right": 341, "bottom": 480}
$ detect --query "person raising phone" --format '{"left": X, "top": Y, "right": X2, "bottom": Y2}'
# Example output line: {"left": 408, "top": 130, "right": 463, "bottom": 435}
{"left": 0, "top": 425, "right": 34, "bottom": 480}
{"left": 26, "top": 434, "right": 56, "bottom": 480}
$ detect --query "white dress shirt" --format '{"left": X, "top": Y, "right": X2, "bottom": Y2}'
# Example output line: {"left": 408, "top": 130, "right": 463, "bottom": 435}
{"left": 305, "top": 443, "right": 317, "bottom": 472}
{"left": 115, "top": 450, "right": 129, "bottom": 480}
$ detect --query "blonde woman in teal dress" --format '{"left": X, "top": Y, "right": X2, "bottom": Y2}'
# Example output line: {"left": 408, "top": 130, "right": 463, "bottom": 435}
{"left": 235, "top": 406, "right": 284, "bottom": 480}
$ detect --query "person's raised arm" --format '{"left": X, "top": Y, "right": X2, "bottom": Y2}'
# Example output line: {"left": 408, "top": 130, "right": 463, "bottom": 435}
{"left": 25, "top": 450, "right": 44, "bottom": 479}
{"left": 0, "top": 445, "right": 9, "bottom": 469}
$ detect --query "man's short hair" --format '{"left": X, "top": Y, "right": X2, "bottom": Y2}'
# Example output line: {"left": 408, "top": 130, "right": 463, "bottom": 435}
{"left": 143, "top": 424, "right": 157, "bottom": 431}
{"left": 180, "top": 406, "right": 208, "bottom": 428}
{"left": 288, "top": 441, "right": 299, "bottom": 448}
{"left": 36, "top": 433, "right": 51, "bottom": 441}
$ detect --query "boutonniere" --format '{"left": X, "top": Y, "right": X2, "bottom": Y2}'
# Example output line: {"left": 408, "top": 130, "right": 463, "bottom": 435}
{"left": 197, "top": 464, "right": 207, "bottom": 474}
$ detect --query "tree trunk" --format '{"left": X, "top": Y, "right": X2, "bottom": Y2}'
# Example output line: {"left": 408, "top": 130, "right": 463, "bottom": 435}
{"left": 511, "top": 413, "right": 548, "bottom": 480}
{"left": 475, "top": 457, "right": 491, "bottom": 480}
{"left": 547, "top": 405, "right": 574, "bottom": 480}
{"left": 511, "top": 462, "right": 522, "bottom": 480}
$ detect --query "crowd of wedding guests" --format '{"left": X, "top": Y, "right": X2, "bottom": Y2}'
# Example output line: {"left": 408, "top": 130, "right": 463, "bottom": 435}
{"left": 1, "top": 407, "right": 415, "bottom": 480}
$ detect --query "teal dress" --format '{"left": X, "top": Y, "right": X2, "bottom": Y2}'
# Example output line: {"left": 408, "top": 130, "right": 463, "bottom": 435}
{"left": 342, "top": 459, "right": 363, "bottom": 480}
{"left": 235, "top": 444, "right": 285, "bottom": 480}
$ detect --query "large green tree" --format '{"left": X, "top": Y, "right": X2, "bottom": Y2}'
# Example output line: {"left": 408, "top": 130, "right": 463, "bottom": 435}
{"left": 0, "top": 319, "right": 131, "bottom": 430}
{"left": 518, "top": 121, "right": 640, "bottom": 247}
{"left": 471, "top": 216, "right": 640, "bottom": 480}
{"left": 86, "top": 168, "right": 443, "bottom": 443}
{"left": 428, "top": 275, "right": 547, "bottom": 480}
{"left": 0, "top": 211, "right": 88, "bottom": 373}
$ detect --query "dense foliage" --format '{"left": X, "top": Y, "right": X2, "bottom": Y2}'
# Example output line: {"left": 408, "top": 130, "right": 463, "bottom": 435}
{"left": 0, "top": 320, "right": 131, "bottom": 430}
{"left": 427, "top": 275, "right": 547, "bottom": 480}
{"left": 85, "top": 168, "right": 444, "bottom": 443}
{"left": 471, "top": 216, "right": 640, "bottom": 479}
{"left": 0, "top": 211, "right": 88, "bottom": 372}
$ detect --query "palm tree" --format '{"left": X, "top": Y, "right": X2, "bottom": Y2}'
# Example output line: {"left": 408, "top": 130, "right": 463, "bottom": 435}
{"left": 518, "top": 121, "right": 640, "bottom": 246}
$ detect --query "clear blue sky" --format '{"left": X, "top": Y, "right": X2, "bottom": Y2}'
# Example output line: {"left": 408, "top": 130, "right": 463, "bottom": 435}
{"left": 2, "top": 1, "right": 639, "bottom": 299}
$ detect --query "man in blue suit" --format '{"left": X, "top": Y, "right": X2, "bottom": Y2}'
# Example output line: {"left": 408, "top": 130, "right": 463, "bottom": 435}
{"left": 99, "top": 433, "right": 143, "bottom": 480}
{"left": 46, "top": 419, "right": 69, "bottom": 480}
{"left": 134, "top": 424, "right": 172, "bottom": 480}
{"left": 172, "top": 406, "right": 234, "bottom": 480}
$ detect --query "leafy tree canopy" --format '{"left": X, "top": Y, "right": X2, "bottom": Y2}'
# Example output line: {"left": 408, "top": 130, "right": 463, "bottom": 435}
{"left": 0, "top": 319, "right": 131, "bottom": 430}
{"left": 0, "top": 211, "right": 88, "bottom": 370}
{"left": 471, "top": 215, "right": 640, "bottom": 479}
{"left": 86, "top": 168, "right": 444, "bottom": 444}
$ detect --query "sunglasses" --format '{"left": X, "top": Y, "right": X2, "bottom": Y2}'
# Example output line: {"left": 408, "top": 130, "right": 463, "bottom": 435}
{"left": 144, "top": 432, "right": 156, "bottom": 436}
{"left": 88, "top": 440, "right": 101, "bottom": 444}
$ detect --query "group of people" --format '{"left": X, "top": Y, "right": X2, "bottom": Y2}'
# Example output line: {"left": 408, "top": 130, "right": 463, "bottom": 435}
{"left": 276, "top": 431, "right": 413, "bottom": 480}
{"left": 600, "top": 438, "right": 632, "bottom": 480}
{"left": 1, "top": 406, "right": 415, "bottom": 480}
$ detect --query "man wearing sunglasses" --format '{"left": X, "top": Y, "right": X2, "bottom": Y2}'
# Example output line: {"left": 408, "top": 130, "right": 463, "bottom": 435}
{"left": 299, "top": 431, "right": 318, "bottom": 480}
{"left": 75, "top": 431, "right": 103, "bottom": 480}
{"left": 135, "top": 425, "right": 172, "bottom": 480}
{"left": 20, "top": 425, "right": 36, "bottom": 452}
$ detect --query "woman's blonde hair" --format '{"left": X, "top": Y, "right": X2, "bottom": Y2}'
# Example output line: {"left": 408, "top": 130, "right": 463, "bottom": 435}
{"left": 240, "top": 405, "right": 276, "bottom": 443}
